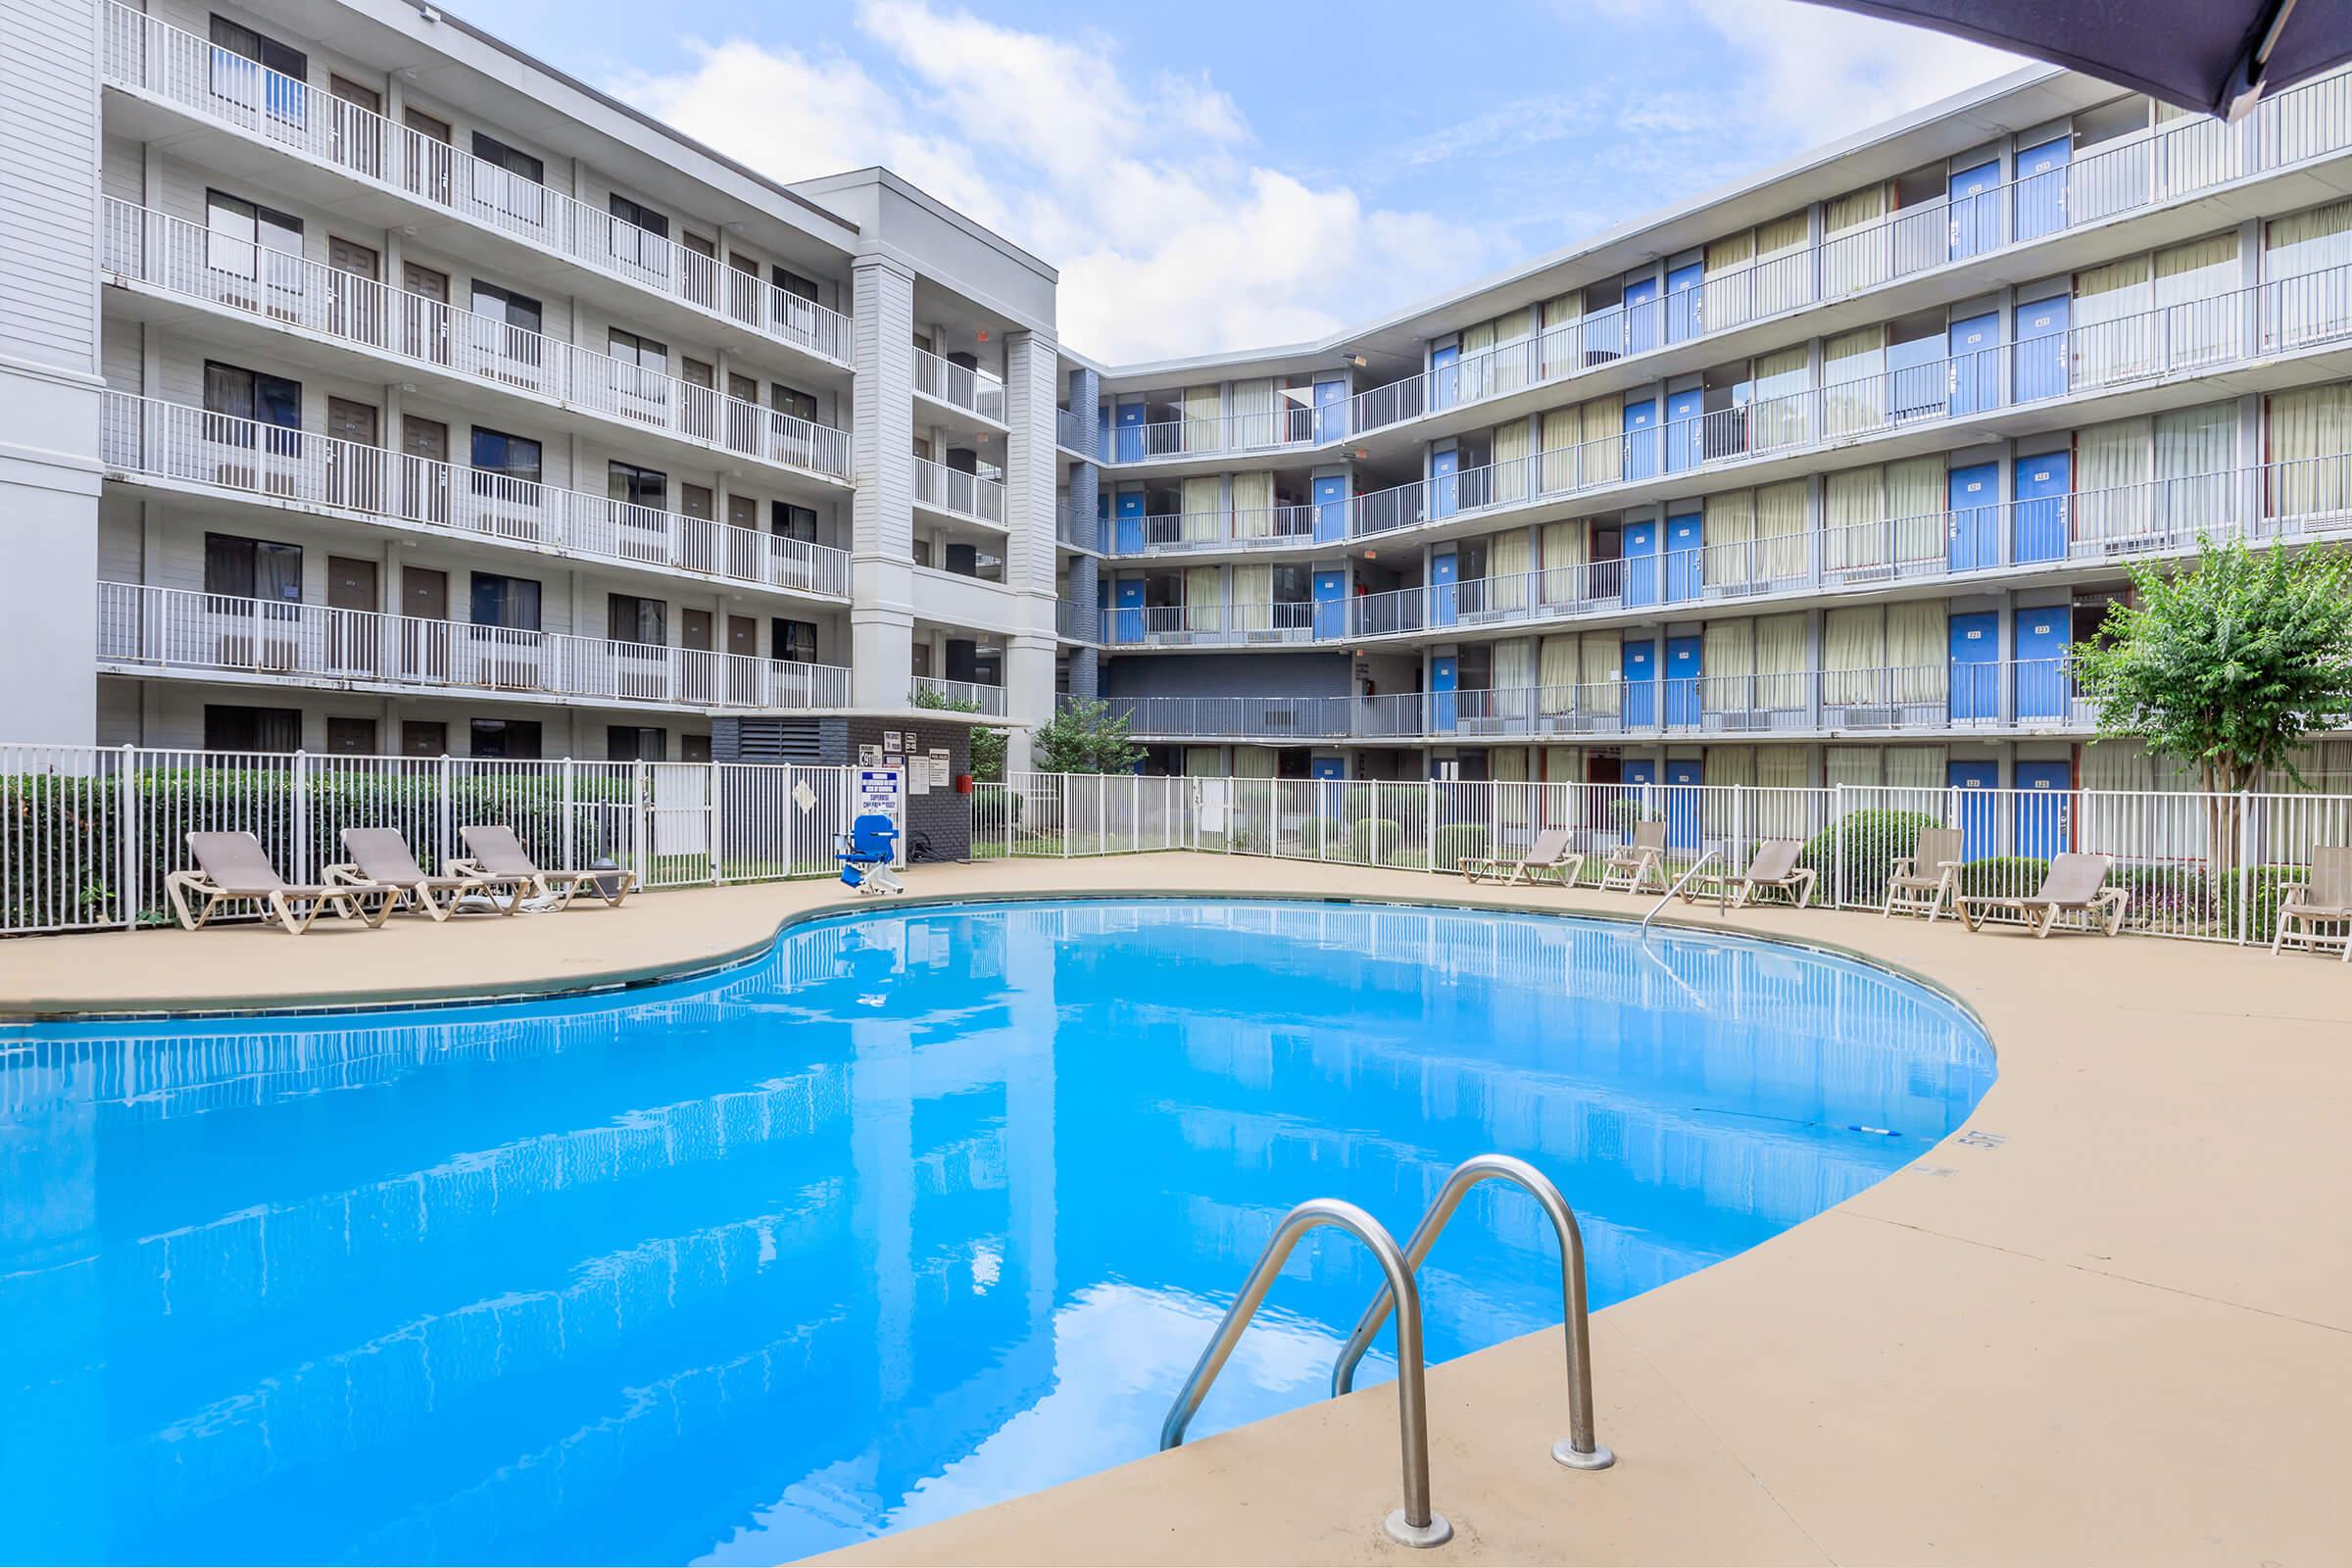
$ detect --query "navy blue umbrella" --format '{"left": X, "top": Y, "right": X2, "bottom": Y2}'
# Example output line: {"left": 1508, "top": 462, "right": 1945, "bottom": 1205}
{"left": 1800, "top": 0, "right": 2352, "bottom": 117}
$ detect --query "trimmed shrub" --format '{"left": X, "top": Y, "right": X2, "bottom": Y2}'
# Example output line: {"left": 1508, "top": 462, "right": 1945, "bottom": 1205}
{"left": 1796, "top": 808, "right": 1943, "bottom": 907}
{"left": 1351, "top": 816, "right": 1402, "bottom": 862}
{"left": 1433, "top": 822, "right": 1491, "bottom": 870}
{"left": 2216, "top": 863, "right": 2310, "bottom": 943}
{"left": 1300, "top": 815, "right": 1355, "bottom": 859}
{"left": 1955, "top": 856, "right": 2051, "bottom": 899}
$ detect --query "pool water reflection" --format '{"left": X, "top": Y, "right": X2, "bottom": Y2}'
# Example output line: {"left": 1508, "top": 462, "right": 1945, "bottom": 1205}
{"left": 0, "top": 898, "right": 1992, "bottom": 1564}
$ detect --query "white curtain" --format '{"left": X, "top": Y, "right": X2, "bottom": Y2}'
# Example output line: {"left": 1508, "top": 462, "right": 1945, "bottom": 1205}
{"left": 1542, "top": 519, "right": 1588, "bottom": 604}
{"left": 1751, "top": 345, "right": 1810, "bottom": 450}
{"left": 1231, "top": 378, "right": 1277, "bottom": 449}
{"left": 1757, "top": 480, "right": 1807, "bottom": 583}
{"left": 1490, "top": 527, "right": 1532, "bottom": 614}
{"left": 2264, "top": 198, "right": 2351, "bottom": 279}
{"left": 1580, "top": 396, "right": 1623, "bottom": 487}
{"left": 2268, "top": 383, "right": 2352, "bottom": 522}
{"left": 1494, "top": 637, "right": 1536, "bottom": 697}
{"left": 1886, "top": 600, "right": 1947, "bottom": 705}
{"left": 1539, "top": 409, "right": 1581, "bottom": 494}
{"left": 2154, "top": 402, "right": 2237, "bottom": 536}
{"left": 1756, "top": 612, "right": 1805, "bottom": 710}
{"left": 1491, "top": 307, "right": 1536, "bottom": 396}
{"left": 2154, "top": 233, "right": 2239, "bottom": 365}
{"left": 1825, "top": 185, "right": 1889, "bottom": 293}
{"left": 1826, "top": 466, "right": 1886, "bottom": 571}
{"left": 1181, "top": 474, "right": 1224, "bottom": 544}
{"left": 1540, "top": 294, "right": 1582, "bottom": 379}
{"left": 1580, "top": 631, "right": 1619, "bottom": 713}
{"left": 1752, "top": 212, "right": 1810, "bottom": 317}
{"left": 1493, "top": 416, "right": 1533, "bottom": 505}
{"left": 1705, "top": 490, "right": 1756, "bottom": 588}
{"left": 2078, "top": 416, "right": 2152, "bottom": 545}
{"left": 1705, "top": 618, "right": 1755, "bottom": 713}
{"left": 1182, "top": 385, "right": 1221, "bottom": 453}
{"left": 1824, "top": 325, "right": 1887, "bottom": 438}
{"left": 1233, "top": 564, "right": 1274, "bottom": 629}
{"left": 1885, "top": 746, "right": 1947, "bottom": 793}
{"left": 1539, "top": 635, "right": 1578, "bottom": 713}
{"left": 1887, "top": 456, "right": 1945, "bottom": 568}
{"left": 1185, "top": 564, "right": 1222, "bottom": 632}
{"left": 1704, "top": 229, "right": 1756, "bottom": 331}
{"left": 1824, "top": 606, "right": 1883, "bottom": 705}
{"left": 1233, "top": 745, "right": 1277, "bottom": 778}
{"left": 1229, "top": 470, "right": 1275, "bottom": 538}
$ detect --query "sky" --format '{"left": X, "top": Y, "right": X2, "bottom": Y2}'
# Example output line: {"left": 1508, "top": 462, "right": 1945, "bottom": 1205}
{"left": 446, "top": 0, "right": 2028, "bottom": 362}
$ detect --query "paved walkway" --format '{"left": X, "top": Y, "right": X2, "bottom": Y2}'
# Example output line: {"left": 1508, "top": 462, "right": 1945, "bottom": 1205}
{"left": 4, "top": 857, "right": 2347, "bottom": 1564}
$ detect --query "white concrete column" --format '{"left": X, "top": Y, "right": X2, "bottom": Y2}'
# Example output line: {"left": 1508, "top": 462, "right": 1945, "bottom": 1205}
{"left": 849, "top": 257, "right": 918, "bottom": 710}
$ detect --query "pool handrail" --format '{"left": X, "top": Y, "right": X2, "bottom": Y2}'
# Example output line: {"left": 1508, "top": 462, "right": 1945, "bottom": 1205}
{"left": 1641, "top": 847, "right": 1726, "bottom": 933}
{"left": 1330, "top": 1153, "right": 1614, "bottom": 1471}
{"left": 1160, "top": 1197, "right": 1452, "bottom": 1548}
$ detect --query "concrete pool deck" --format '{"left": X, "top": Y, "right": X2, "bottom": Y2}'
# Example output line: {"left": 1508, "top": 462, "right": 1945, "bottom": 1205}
{"left": 4, "top": 856, "right": 2347, "bottom": 1565}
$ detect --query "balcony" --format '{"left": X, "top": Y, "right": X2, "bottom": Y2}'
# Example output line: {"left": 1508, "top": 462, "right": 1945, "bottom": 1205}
{"left": 1101, "top": 504, "right": 1322, "bottom": 557}
{"left": 910, "top": 674, "right": 1008, "bottom": 715}
{"left": 1101, "top": 661, "right": 2091, "bottom": 742}
{"left": 102, "top": 393, "right": 852, "bottom": 601}
{"left": 1054, "top": 599, "right": 1093, "bottom": 641}
{"left": 1105, "top": 402, "right": 1327, "bottom": 466}
{"left": 912, "top": 349, "right": 1006, "bottom": 424}
{"left": 97, "top": 581, "right": 854, "bottom": 712}
{"left": 1053, "top": 502, "right": 1099, "bottom": 552}
{"left": 97, "top": 1, "right": 854, "bottom": 368}
{"left": 101, "top": 201, "right": 856, "bottom": 485}
{"left": 1055, "top": 407, "right": 1088, "bottom": 454}
{"left": 911, "top": 458, "right": 1007, "bottom": 526}
{"left": 1098, "top": 602, "right": 1316, "bottom": 648}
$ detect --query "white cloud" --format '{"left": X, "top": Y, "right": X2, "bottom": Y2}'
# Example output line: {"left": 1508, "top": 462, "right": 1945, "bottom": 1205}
{"left": 611, "top": 1, "right": 1487, "bottom": 362}
{"left": 1690, "top": 0, "right": 2026, "bottom": 144}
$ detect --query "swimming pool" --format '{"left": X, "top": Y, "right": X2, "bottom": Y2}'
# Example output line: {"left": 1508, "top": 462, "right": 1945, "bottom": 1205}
{"left": 0, "top": 897, "right": 1992, "bottom": 1564}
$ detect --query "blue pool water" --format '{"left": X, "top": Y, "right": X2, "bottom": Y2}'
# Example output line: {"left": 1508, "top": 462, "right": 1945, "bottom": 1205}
{"left": 0, "top": 898, "right": 1992, "bottom": 1564}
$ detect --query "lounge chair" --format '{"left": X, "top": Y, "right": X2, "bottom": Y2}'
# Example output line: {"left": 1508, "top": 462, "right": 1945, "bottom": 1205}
{"left": 1958, "top": 852, "right": 2129, "bottom": 937}
{"left": 1681, "top": 836, "right": 1816, "bottom": 908}
{"left": 1597, "top": 821, "right": 1667, "bottom": 893}
{"left": 1460, "top": 826, "right": 1586, "bottom": 887}
{"left": 1884, "top": 827, "right": 1966, "bottom": 921}
{"left": 2273, "top": 846, "right": 2352, "bottom": 961}
{"left": 166, "top": 830, "right": 403, "bottom": 935}
{"left": 453, "top": 825, "right": 637, "bottom": 909}
{"left": 327, "top": 827, "right": 529, "bottom": 921}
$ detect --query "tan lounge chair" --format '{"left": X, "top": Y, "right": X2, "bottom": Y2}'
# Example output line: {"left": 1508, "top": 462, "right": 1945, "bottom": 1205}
{"left": 453, "top": 825, "right": 638, "bottom": 909}
{"left": 166, "top": 830, "right": 403, "bottom": 934}
{"left": 2273, "top": 847, "right": 2352, "bottom": 961}
{"left": 1958, "top": 852, "right": 2129, "bottom": 937}
{"left": 1597, "top": 820, "right": 1667, "bottom": 893}
{"left": 327, "top": 827, "right": 529, "bottom": 921}
{"left": 1884, "top": 827, "right": 1966, "bottom": 921}
{"left": 1460, "top": 826, "right": 1586, "bottom": 887}
{"left": 1681, "top": 836, "right": 1816, "bottom": 908}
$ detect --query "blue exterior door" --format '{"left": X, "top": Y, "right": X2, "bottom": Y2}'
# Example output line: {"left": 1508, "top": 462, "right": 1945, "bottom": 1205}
{"left": 1947, "top": 461, "right": 1998, "bottom": 572}
{"left": 2014, "top": 136, "right": 2071, "bottom": 241}
{"left": 1312, "top": 756, "right": 1345, "bottom": 781}
{"left": 1113, "top": 576, "right": 1145, "bottom": 643}
{"left": 1430, "top": 343, "right": 1460, "bottom": 410}
{"left": 1665, "top": 386, "right": 1704, "bottom": 472}
{"left": 1623, "top": 516, "right": 1659, "bottom": 607}
{"left": 2014, "top": 295, "right": 2069, "bottom": 404}
{"left": 1431, "top": 655, "right": 1458, "bottom": 733}
{"left": 1664, "top": 510, "right": 1703, "bottom": 602}
{"left": 1624, "top": 274, "right": 1660, "bottom": 356}
{"left": 1621, "top": 639, "right": 1655, "bottom": 728}
{"left": 1313, "top": 568, "right": 1346, "bottom": 639}
{"left": 1115, "top": 487, "right": 1146, "bottom": 555}
{"left": 1949, "top": 760, "right": 1997, "bottom": 860}
{"left": 2014, "top": 610, "right": 2070, "bottom": 720}
{"left": 1431, "top": 551, "right": 1458, "bottom": 626}
{"left": 1622, "top": 759, "right": 1655, "bottom": 786}
{"left": 1312, "top": 474, "right": 1347, "bottom": 543}
{"left": 1948, "top": 611, "right": 1998, "bottom": 721}
{"left": 1114, "top": 399, "right": 1146, "bottom": 463}
{"left": 1948, "top": 311, "right": 1999, "bottom": 416}
{"left": 1431, "top": 447, "right": 1460, "bottom": 519}
{"left": 1623, "top": 398, "right": 1658, "bottom": 480}
{"left": 1313, "top": 378, "right": 1348, "bottom": 444}
{"left": 1665, "top": 635, "right": 1703, "bottom": 726}
{"left": 1947, "top": 160, "right": 2001, "bottom": 259}
{"left": 1665, "top": 261, "right": 1705, "bottom": 342}
{"left": 2013, "top": 452, "right": 2071, "bottom": 564}
{"left": 1663, "top": 759, "right": 1702, "bottom": 850}
{"left": 1096, "top": 490, "right": 1111, "bottom": 554}
{"left": 2013, "top": 760, "right": 2072, "bottom": 857}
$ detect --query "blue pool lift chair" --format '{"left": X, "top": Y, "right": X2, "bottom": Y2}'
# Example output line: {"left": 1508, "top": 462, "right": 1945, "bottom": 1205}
{"left": 837, "top": 813, "right": 905, "bottom": 895}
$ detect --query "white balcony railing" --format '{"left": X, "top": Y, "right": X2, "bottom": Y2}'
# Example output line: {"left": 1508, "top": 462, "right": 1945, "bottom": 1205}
{"left": 1055, "top": 408, "right": 1088, "bottom": 453}
{"left": 1100, "top": 504, "right": 1323, "bottom": 556}
{"left": 1053, "top": 502, "right": 1099, "bottom": 551}
{"left": 912, "top": 349, "right": 1006, "bottom": 422}
{"left": 97, "top": 0, "right": 853, "bottom": 365}
{"left": 911, "top": 458, "right": 1007, "bottom": 525}
{"left": 97, "top": 581, "right": 853, "bottom": 711}
{"left": 910, "top": 675, "right": 1008, "bottom": 715}
{"left": 102, "top": 393, "right": 852, "bottom": 601}
{"left": 1054, "top": 599, "right": 1092, "bottom": 639}
{"left": 1097, "top": 603, "right": 1316, "bottom": 647}
{"left": 101, "top": 200, "right": 855, "bottom": 483}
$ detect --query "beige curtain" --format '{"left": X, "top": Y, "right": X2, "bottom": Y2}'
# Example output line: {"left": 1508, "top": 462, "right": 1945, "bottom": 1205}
{"left": 1232, "top": 564, "right": 1273, "bottom": 629}
{"left": 1580, "top": 631, "right": 1619, "bottom": 713}
{"left": 2155, "top": 401, "right": 2237, "bottom": 535}
{"left": 1539, "top": 635, "right": 1578, "bottom": 713}
{"left": 1493, "top": 416, "right": 1533, "bottom": 504}
{"left": 1494, "top": 745, "right": 1530, "bottom": 781}
{"left": 1824, "top": 324, "right": 1886, "bottom": 438}
{"left": 1231, "top": 378, "right": 1277, "bottom": 449}
{"left": 1703, "top": 230, "right": 1756, "bottom": 331}
{"left": 2079, "top": 416, "right": 2152, "bottom": 544}
{"left": 1491, "top": 307, "right": 1536, "bottom": 395}
{"left": 1825, "top": 746, "right": 1881, "bottom": 789}
{"left": 1581, "top": 395, "right": 1623, "bottom": 487}
{"left": 2266, "top": 198, "right": 2352, "bottom": 278}
{"left": 1229, "top": 470, "right": 1274, "bottom": 538}
{"left": 1181, "top": 474, "right": 1224, "bottom": 543}
{"left": 1885, "top": 745, "right": 1946, "bottom": 793}
{"left": 1887, "top": 599, "right": 1947, "bottom": 704}
{"left": 1539, "top": 408, "right": 1581, "bottom": 494}
{"left": 1825, "top": 185, "right": 1888, "bottom": 294}
{"left": 1757, "top": 480, "right": 1807, "bottom": 582}
{"left": 1753, "top": 211, "right": 1810, "bottom": 317}
{"left": 1826, "top": 466, "right": 1886, "bottom": 572}
{"left": 1824, "top": 606, "right": 1884, "bottom": 705}
{"left": 1755, "top": 744, "right": 1808, "bottom": 790}
{"left": 1182, "top": 384, "right": 1221, "bottom": 453}
{"left": 1540, "top": 293, "right": 1582, "bottom": 378}
{"left": 1184, "top": 747, "right": 1222, "bottom": 777}
{"left": 1542, "top": 519, "right": 1587, "bottom": 603}
{"left": 1233, "top": 745, "right": 1277, "bottom": 778}
{"left": 1705, "top": 617, "right": 1754, "bottom": 713}
{"left": 2154, "top": 233, "right": 2239, "bottom": 365}
{"left": 1185, "top": 564, "right": 1222, "bottom": 632}
{"left": 1544, "top": 745, "right": 1585, "bottom": 786}
{"left": 1825, "top": 185, "right": 1884, "bottom": 234}
{"left": 1494, "top": 636, "right": 1536, "bottom": 696}
{"left": 2075, "top": 254, "right": 2152, "bottom": 352}
{"left": 1751, "top": 345, "right": 1810, "bottom": 450}
{"left": 1888, "top": 456, "right": 1945, "bottom": 569}
{"left": 1754, "top": 742, "right": 1809, "bottom": 834}
{"left": 1705, "top": 490, "right": 1756, "bottom": 588}
{"left": 2269, "top": 383, "right": 2352, "bottom": 520}
{"left": 1490, "top": 527, "right": 1532, "bottom": 614}
{"left": 1705, "top": 745, "right": 1754, "bottom": 792}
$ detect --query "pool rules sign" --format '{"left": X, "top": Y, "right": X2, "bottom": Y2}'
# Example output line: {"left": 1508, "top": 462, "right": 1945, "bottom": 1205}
{"left": 857, "top": 768, "right": 906, "bottom": 865}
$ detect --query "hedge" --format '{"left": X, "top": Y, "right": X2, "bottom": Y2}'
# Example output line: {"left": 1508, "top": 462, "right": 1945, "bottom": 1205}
{"left": 1797, "top": 808, "right": 1943, "bottom": 907}
{"left": 1351, "top": 817, "right": 1402, "bottom": 862}
{"left": 1433, "top": 822, "right": 1491, "bottom": 869}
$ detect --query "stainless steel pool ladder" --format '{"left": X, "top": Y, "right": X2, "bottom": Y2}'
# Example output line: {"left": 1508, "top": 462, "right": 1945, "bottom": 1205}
{"left": 1159, "top": 1157, "right": 1611, "bottom": 1549}
{"left": 1642, "top": 847, "right": 1727, "bottom": 934}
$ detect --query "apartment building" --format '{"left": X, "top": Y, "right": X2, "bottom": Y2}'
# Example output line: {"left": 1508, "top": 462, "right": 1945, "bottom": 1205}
{"left": 1063, "top": 71, "right": 2352, "bottom": 801}
{"left": 1, "top": 0, "right": 1062, "bottom": 766}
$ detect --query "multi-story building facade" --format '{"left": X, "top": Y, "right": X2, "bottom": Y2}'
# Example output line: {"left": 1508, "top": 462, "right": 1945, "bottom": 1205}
{"left": 4, "top": 0, "right": 2351, "bottom": 803}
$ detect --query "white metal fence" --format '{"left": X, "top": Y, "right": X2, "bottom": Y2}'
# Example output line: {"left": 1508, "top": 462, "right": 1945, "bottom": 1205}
{"left": 974, "top": 771, "right": 2352, "bottom": 947}
{"left": 0, "top": 746, "right": 868, "bottom": 935}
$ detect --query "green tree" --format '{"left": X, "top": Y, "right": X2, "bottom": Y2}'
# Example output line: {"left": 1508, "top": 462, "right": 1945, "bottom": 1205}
{"left": 2072, "top": 535, "right": 2352, "bottom": 871}
{"left": 910, "top": 687, "right": 1006, "bottom": 783}
{"left": 1029, "top": 699, "right": 1146, "bottom": 775}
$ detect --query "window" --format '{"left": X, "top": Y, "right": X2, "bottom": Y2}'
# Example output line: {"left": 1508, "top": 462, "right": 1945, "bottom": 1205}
{"left": 609, "top": 328, "right": 668, "bottom": 376}
{"left": 469, "top": 572, "right": 542, "bottom": 630}
{"left": 771, "top": 502, "right": 817, "bottom": 541}
{"left": 608, "top": 593, "right": 666, "bottom": 647}
{"left": 469, "top": 718, "right": 542, "bottom": 760}
{"left": 204, "top": 190, "right": 302, "bottom": 282}
{"left": 609, "top": 461, "right": 667, "bottom": 513}
{"left": 609, "top": 193, "right": 668, "bottom": 239}
{"left": 402, "top": 719, "right": 447, "bottom": 758}
{"left": 607, "top": 725, "right": 666, "bottom": 761}
{"left": 202, "top": 361, "right": 301, "bottom": 444}
{"left": 771, "top": 618, "right": 818, "bottom": 662}
{"left": 470, "top": 426, "right": 542, "bottom": 485}
{"left": 774, "top": 266, "right": 820, "bottom": 303}
{"left": 469, "top": 132, "right": 545, "bottom": 220}
{"left": 471, "top": 282, "right": 543, "bottom": 362}
{"left": 326, "top": 716, "right": 377, "bottom": 754}
{"left": 209, "top": 17, "right": 307, "bottom": 123}
{"left": 204, "top": 532, "right": 303, "bottom": 603}
{"left": 770, "top": 384, "right": 818, "bottom": 421}
{"left": 204, "top": 704, "right": 302, "bottom": 753}
{"left": 681, "top": 733, "right": 712, "bottom": 762}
